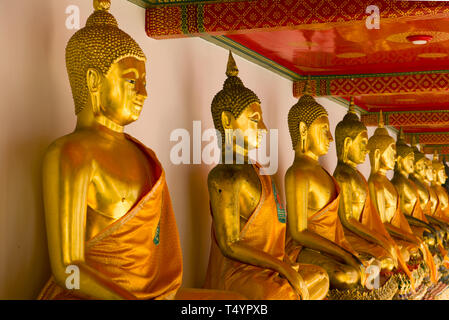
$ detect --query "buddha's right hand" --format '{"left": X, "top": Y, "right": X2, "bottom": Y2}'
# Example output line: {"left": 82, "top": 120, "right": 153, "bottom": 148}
{"left": 342, "top": 253, "right": 366, "bottom": 286}
{"left": 284, "top": 267, "right": 309, "bottom": 300}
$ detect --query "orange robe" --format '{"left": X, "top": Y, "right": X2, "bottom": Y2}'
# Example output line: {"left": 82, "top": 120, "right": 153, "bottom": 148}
{"left": 38, "top": 136, "right": 183, "bottom": 300}
{"left": 203, "top": 164, "right": 300, "bottom": 300}
{"left": 389, "top": 199, "right": 437, "bottom": 283}
{"left": 343, "top": 172, "right": 413, "bottom": 282}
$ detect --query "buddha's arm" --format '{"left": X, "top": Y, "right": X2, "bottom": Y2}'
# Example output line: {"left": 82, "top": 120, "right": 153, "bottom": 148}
{"left": 369, "top": 180, "right": 419, "bottom": 245}
{"left": 403, "top": 214, "right": 436, "bottom": 234}
{"left": 285, "top": 170, "right": 363, "bottom": 270}
{"left": 208, "top": 172, "right": 309, "bottom": 299}
{"left": 43, "top": 142, "right": 135, "bottom": 300}
{"left": 338, "top": 177, "right": 394, "bottom": 255}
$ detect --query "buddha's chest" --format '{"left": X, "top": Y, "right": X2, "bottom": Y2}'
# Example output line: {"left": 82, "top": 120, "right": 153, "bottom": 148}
{"left": 308, "top": 169, "right": 336, "bottom": 213}
{"left": 87, "top": 144, "right": 153, "bottom": 220}
{"left": 350, "top": 175, "right": 367, "bottom": 220}
{"left": 383, "top": 181, "right": 398, "bottom": 223}
{"left": 415, "top": 183, "right": 429, "bottom": 208}
{"left": 437, "top": 187, "right": 449, "bottom": 210}
{"left": 429, "top": 187, "right": 438, "bottom": 214}
{"left": 238, "top": 171, "right": 262, "bottom": 223}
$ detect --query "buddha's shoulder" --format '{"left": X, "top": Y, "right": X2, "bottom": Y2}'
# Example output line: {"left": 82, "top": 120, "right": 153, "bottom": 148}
{"left": 208, "top": 164, "right": 254, "bottom": 186}
{"left": 333, "top": 164, "right": 357, "bottom": 182}
{"left": 286, "top": 160, "right": 323, "bottom": 178}
{"left": 44, "top": 131, "right": 95, "bottom": 163}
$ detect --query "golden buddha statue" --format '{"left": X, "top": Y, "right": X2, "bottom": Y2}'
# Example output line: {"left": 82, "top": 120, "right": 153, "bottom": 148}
{"left": 409, "top": 143, "right": 449, "bottom": 266}
{"left": 410, "top": 139, "right": 434, "bottom": 218}
{"left": 284, "top": 94, "right": 368, "bottom": 291}
{"left": 431, "top": 151, "right": 449, "bottom": 225}
{"left": 367, "top": 118, "right": 436, "bottom": 284}
{"left": 333, "top": 100, "right": 411, "bottom": 277}
{"left": 425, "top": 157, "right": 438, "bottom": 215}
{"left": 37, "top": 0, "right": 184, "bottom": 300}
{"left": 390, "top": 129, "right": 436, "bottom": 244}
{"left": 203, "top": 52, "right": 329, "bottom": 300}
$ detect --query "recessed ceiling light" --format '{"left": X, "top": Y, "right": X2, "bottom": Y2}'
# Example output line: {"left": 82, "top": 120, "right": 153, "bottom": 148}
{"left": 406, "top": 35, "right": 433, "bottom": 45}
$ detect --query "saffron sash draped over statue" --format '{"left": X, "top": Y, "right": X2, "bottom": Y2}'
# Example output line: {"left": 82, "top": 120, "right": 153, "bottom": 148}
{"left": 389, "top": 198, "right": 437, "bottom": 283}
{"left": 38, "top": 136, "right": 183, "bottom": 300}
{"left": 343, "top": 172, "right": 413, "bottom": 282}
{"left": 203, "top": 164, "right": 300, "bottom": 300}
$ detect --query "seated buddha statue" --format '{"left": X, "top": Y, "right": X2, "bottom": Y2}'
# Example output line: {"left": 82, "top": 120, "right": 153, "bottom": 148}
{"left": 333, "top": 100, "right": 411, "bottom": 277}
{"left": 426, "top": 163, "right": 437, "bottom": 214}
{"left": 38, "top": 0, "right": 183, "bottom": 300}
{"left": 390, "top": 130, "right": 437, "bottom": 245}
{"left": 203, "top": 52, "right": 330, "bottom": 300}
{"left": 430, "top": 152, "right": 449, "bottom": 230}
{"left": 284, "top": 94, "right": 367, "bottom": 290}
{"left": 367, "top": 118, "right": 436, "bottom": 284}
{"left": 409, "top": 142, "right": 449, "bottom": 259}
{"left": 410, "top": 139, "right": 435, "bottom": 219}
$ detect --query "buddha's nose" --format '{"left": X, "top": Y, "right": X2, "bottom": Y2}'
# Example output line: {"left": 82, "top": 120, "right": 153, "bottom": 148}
{"left": 137, "top": 81, "right": 148, "bottom": 99}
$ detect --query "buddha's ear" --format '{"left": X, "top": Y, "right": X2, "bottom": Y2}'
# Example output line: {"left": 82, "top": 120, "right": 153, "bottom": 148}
{"left": 373, "top": 148, "right": 381, "bottom": 172}
{"left": 86, "top": 68, "right": 102, "bottom": 93}
{"left": 221, "top": 111, "right": 233, "bottom": 130}
{"left": 299, "top": 122, "right": 308, "bottom": 153}
{"left": 299, "top": 122, "right": 307, "bottom": 137}
{"left": 343, "top": 137, "right": 352, "bottom": 161}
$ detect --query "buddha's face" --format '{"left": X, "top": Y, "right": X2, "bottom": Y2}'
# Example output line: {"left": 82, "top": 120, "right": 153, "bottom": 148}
{"left": 414, "top": 158, "right": 426, "bottom": 179}
{"left": 425, "top": 160, "right": 434, "bottom": 182}
{"left": 307, "top": 115, "right": 333, "bottom": 157}
{"left": 380, "top": 142, "right": 396, "bottom": 170}
{"left": 98, "top": 57, "right": 147, "bottom": 126}
{"left": 230, "top": 102, "right": 267, "bottom": 150}
{"left": 399, "top": 153, "right": 415, "bottom": 175}
{"left": 437, "top": 167, "right": 447, "bottom": 185}
{"left": 347, "top": 130, "right": 368, "bottom": 165}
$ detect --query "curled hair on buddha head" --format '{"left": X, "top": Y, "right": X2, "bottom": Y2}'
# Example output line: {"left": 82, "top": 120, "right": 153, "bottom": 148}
{"left": 432, "top": 149, "right": 444, "bottom": 171}
{"left": 287, "top": 84, "right": 328, "bottom": 149}
{"left": 367, "top": 110, "right": 395, "bottom": 153}
{"left": 411, "top": 135, "right": 426, "bottom": 163}
{"left": 396, "top": 128, "right": 414, "bottom": 159}
{"left": 66, "top": 0, "right": 146, "bottom": 115}
{"left": 335, "top": 97, "right": 367, "bottom": 161}
{"left": 211, "top": 51, "right": 261, "bottom": 145}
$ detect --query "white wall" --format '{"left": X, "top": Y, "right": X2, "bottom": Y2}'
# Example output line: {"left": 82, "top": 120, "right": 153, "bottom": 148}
{"left": 0, "top": 0, "right": 383, "bottom": 299}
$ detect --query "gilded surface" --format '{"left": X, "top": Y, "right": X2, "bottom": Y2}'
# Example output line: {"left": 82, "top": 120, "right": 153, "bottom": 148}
{"left": 285, "top": 95, "right": 366, "bottom": 290}
{"left": 203, "top": 52, "right": 329, "bottom": 300}
{"left": 38, "top": 0, "right": 183, "bottom": 300}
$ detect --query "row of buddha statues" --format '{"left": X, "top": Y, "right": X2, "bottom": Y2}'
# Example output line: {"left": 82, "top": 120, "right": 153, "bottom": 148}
{"left": 37, "top": 0, "right": 449, "bottom": 300}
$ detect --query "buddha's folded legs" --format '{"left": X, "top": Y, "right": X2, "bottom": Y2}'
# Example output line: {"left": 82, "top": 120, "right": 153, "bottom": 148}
{"left": 293, "top": 263, "right": 329, "bottom": 300}
{"left": 297, "top": 248, "right": 359, "bottom": 290}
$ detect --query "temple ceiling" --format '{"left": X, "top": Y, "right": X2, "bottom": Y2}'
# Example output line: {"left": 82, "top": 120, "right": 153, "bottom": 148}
{"left": 131, "top": 0, "right": 449, "bottom": 154}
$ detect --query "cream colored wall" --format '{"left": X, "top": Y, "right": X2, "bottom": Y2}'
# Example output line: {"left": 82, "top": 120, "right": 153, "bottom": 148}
{"left": 0, "top": 0, "right": 383, "bottom": 299}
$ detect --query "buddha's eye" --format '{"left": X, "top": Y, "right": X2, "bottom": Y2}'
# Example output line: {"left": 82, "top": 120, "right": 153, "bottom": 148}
{"left": 126, "top": 79, "right": 136, "bottom": 85}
